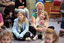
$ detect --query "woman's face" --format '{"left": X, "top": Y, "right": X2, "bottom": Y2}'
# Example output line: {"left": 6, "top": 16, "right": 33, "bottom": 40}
{"left": 40, "top": 13, "right": 45, "bottom": 20}
{"left": 37, "top": 4, "right": 43, "bottom": 13}
{"left": 45, "top": 34, "right": 54, "bottom": 43}
{"left": 18, "top": 13, "right": 24, "bottom": 21}
{"left": 1, "top": 36, "right": 11, "bottom": 43}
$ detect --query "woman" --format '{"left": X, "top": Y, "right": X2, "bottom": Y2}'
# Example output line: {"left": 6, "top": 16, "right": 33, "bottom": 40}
{"left": 0, "top": 13, "right": 4, "bottom": 28}
{"left": 29, "top": 2, "right": 47, "bottom": 35}
{"left": 0, "top": 0, "right": 14, "bottom": 15}
{"left": 12, "top": 11, "right": 31, "bottom": 41}
{"left": 15, "top": 0, "right": 29, "bottom": 20}
{"left": 29, "top": 2, "right": 54, "bottom": 37}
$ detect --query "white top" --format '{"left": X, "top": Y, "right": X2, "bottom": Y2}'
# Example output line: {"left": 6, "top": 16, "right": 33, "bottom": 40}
{"left": 36, "top": 17, "right": 46, "bottom": 26}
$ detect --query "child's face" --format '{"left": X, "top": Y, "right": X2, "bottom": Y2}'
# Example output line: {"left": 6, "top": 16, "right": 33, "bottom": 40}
{"left": 1, "top": 35, "right": 11, "bottom": 43}
{"left": 18, "top": 13, "right": 24, "bottom": 21}
{"left": 45, "top": 34, "right": 55, "bottom": 43}
{"left": 40, "top": 13, "right": 45, "bottom": 20}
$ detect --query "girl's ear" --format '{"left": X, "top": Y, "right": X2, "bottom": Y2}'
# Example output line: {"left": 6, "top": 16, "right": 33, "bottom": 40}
{"left": 53, "top": 37, "right": 55, "bottom": 41}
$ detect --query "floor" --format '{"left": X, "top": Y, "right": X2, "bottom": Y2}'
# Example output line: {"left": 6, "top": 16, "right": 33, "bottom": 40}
{"left": 0, "top": 17, "right": 64, "bottom": 43}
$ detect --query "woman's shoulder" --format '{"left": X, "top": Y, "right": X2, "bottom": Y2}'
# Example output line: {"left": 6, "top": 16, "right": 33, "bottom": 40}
{"left": 32, "top": 12, "right": 37, "bottom": 15}
{"left": 32, "top": 12, "right": 37, "bottom": 18}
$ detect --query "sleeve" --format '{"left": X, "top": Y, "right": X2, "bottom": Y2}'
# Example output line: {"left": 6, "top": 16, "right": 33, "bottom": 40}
{"left": 12, "top": 19, "right": 20, "bottom": 38}
{"left": 0, "top": 0, "right": 7, "bottom": 7}
{"left": 32, "top": 12, "right": 36, "bottom": 18}
{"left": 0, "top": 13, "right": 3, "bottom": 23}
{"left": 19, "top": 22, "right": 29, "bottom": 38}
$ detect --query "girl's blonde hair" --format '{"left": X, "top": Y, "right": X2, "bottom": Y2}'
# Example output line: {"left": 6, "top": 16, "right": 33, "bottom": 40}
{"left": 0, "top": 30, "right": 12, "bottom": 39}
{"left": 36, "top": 2, "right": 44, "bottom": 10}
{"left": 45, "top": 28, "right": 59, "bottom": 43}
{"left": 39, "top": 11, "right": 48, "bottom": 21}
{"left": 18, "top": 11, "right": 29, "bottom": 25}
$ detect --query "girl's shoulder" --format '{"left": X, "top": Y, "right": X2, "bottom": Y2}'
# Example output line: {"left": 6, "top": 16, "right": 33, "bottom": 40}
{"left": 14, "top": 18, "right": 18, "bottom": 21}
{"left": 14, "top": 18, "right": 18, "bottom": 23}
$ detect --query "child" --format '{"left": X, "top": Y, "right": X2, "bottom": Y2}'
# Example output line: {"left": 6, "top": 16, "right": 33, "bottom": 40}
{"left": 12, "top": 11, "right": 31, "bottom": 41}
{"left": 41, "top": 28, "right": 59, "bottom": 43}
{"left": 33, "top": 11, "right": 48, "bottom": 40}
{"left": 0, "top": 26, "right": 8, "bottom": 41}
{"left": 0, "top": 30, "right": 12, "bottom": 43}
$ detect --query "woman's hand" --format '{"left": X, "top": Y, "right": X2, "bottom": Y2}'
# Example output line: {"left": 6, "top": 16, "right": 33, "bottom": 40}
{"left": 18, "top": 6, "right": 24, "bottom": 9}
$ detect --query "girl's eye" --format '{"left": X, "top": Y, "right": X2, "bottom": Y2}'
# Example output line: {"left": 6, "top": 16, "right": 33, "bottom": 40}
{"left": 41, "top": 14, "right": 43, "bottom": 15}
{"left": 7, "top": 39, "right": 9, "bottom": 41}
{"left": 49, "top": 39, "right": 52, "bottom": 41}
{"left": 3, "top": 39, "right": 6, "bottom": 41}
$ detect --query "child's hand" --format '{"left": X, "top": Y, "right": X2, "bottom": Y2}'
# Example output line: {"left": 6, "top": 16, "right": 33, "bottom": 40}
{"left": 36, "top": 28, "right": 45, "bottom": 32}
{"left": 40, "top": 20, "right": 45, "bottom": 25}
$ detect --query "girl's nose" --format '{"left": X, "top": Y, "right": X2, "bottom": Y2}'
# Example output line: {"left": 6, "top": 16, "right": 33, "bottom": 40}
{"left": 5, "top": 40, "right": 7, "bottom": 43}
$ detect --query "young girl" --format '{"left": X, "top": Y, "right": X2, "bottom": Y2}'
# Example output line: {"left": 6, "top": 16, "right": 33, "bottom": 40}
{"left": 0, "top": 30, "right": 12, "bottom": 43}
{"left": 33, "top": 11, "right": 48, "bottom": 40}
{"left": 42, "top": 28, "right": 59, "bottom": 43}
{"left": 12, "top": 11, "right": 31, "bottom": 41}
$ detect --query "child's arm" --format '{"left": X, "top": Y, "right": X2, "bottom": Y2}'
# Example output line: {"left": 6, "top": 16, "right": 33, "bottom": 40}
{"left": 39, "top": 20, "right": 45, "bottom": 25}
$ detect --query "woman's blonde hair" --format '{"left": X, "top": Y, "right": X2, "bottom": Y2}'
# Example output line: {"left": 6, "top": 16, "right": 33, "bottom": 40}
{"left": 36, "top": 2, "right": 44, "bottom": 10}
{"left": 0, "top": 30, "right": 12, "bottom": 39}
{"left": 39, "top": 11, "right": 48, "bottom": 21}
{"left": 18, "top": 11, "right": 29, "bottom": 25}
{"left": 45, "top": 28, "right": 59, "bottom": 43}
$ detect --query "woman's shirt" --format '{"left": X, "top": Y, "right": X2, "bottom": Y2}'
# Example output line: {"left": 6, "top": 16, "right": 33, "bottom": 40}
{"left": 32, "top": 12, "right": 48, "bottom": 19}
{"left": 32, "top": 12, "right": 37, "bottom": 19}
{"left": 0, "top": 13, "right": 3, "bottom": 23}
{"left": 15, "top": 0, "right": 26, "bottom": 8}
{"left": 36, "top": 17, "right": 46, "bottom": 27}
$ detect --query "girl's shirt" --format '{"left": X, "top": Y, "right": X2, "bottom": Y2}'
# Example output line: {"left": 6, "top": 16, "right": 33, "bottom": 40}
{"left": 36, "top": 17, "right": 46, "bottom": 27}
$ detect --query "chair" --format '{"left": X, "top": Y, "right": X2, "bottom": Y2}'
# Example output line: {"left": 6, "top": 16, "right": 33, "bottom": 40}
{"left": 33, "top": 0, "right": 44, "bottom": 12}
{"left": 58, "top": 2, "right": 64, "bottom": 24}
{"left": 49, "top": 1, "right": 62, "bottom": 22}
